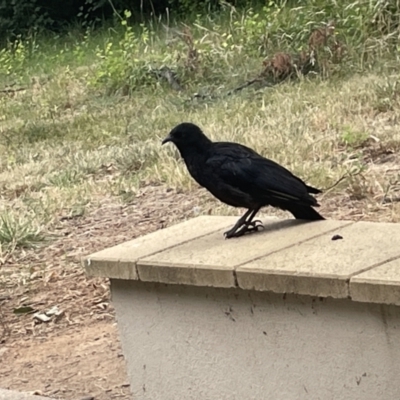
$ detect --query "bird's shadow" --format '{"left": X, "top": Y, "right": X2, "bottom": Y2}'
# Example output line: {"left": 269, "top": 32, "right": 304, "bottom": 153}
{"left": 240, "top": 218, "right": 321, "bottom": 238}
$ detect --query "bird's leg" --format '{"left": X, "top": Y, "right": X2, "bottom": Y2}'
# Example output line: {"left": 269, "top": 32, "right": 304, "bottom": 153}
{"left": 224, "top": 207, "right": 263, "bottom": 239}
{"left": 224, "top": 209, "right": 253, "bottom": 239}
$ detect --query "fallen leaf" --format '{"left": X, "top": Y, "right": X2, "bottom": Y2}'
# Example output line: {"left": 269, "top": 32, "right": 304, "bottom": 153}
{"left": 13, "top": 306, "right": 36, "bottom": 315}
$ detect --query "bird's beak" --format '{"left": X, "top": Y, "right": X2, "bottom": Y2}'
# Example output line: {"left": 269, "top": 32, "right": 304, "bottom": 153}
{"left": 162, "top": 135, "right": 172, "bottom": 145}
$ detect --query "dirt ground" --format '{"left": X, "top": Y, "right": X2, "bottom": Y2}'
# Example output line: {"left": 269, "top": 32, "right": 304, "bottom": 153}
{"left": 0, "top": 179, "right": 398, "bottom": 399}
{"left": 0, "top": 185, "right": 210, "bottom": 399}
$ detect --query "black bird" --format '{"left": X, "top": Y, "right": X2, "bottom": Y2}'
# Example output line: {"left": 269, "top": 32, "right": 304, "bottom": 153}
{"left": 162, "top": 122, "right": 324, "bottom": 238}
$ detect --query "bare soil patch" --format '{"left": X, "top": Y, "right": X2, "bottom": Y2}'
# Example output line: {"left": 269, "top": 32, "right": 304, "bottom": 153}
{"left": 0, "top": 180, "right": 399, "bottom": 399}
{"left": 0, "top": 185, "right": 205, "bottom": 399}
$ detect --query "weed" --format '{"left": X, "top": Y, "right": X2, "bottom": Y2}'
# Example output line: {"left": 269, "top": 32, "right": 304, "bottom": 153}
{"left": 47, "top": 169, "right": 84, "bottom": 188}
{"left": 0, "top": 212, "right": 44, "bottom": 251}
{"left": 373, "top": 78, "right": 400, "bottom": 112}
{"left": 340, "top": 127, "right": 369, "bottom": 148}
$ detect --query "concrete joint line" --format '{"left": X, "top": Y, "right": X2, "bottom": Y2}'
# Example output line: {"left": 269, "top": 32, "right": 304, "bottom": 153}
{"left": 135, "top": 221, "right": 237, "bottom": 282}
{"left": 349, "top": 253, "right": 400, "bottom": 279}
{"left": 233, "top": 220, "right": 355, "bottom": 270}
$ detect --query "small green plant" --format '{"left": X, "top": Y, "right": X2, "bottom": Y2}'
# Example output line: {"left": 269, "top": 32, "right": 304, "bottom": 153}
{"left": 0, "top": 37, "right": 28, "bottom": 80}
{"left": 90, "top": 10, "right": 160, "bottom": 93}
{"left": 373, "top": 79, "right": 400, "bottom": 112}
{"left": 232, "top": 8, "right": 270, "bottom": 54}
{"left": 340, "top": 127, "right": 369, "bottom": 148}
{"left": 0, "top": 212, "right": 44, "bottom": 251}
{"left": 47, "top": 169, "right": 84, "bottom": 188}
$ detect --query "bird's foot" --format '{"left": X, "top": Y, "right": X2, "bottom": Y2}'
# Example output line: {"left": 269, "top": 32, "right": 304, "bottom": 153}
{"left": 224, "top": 220, "right": 264, "bottom": 239}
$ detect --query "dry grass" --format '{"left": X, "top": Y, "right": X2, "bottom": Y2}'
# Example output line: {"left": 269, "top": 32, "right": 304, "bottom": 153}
{"left": 0, "top": 14, "right": 399, "bottom": 260}
{"left": 1, "top": 68, "right": 400, "bottom": 259}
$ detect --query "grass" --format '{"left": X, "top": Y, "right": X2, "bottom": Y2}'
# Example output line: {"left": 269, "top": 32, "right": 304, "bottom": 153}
{"left": 1, "top": 2, "right": 400, "bottom": 255}
{"left": 0, "top": 212, "right": 44, "bottom": 253}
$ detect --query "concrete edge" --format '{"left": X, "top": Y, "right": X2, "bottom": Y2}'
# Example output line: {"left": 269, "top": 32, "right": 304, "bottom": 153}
{"left": 350, "top": 280, "right": 400, "bottom": 306}
{"left": 236, "top": 270, "right": 350, "bottom": 298}
{"left": 137, "top": 260, "right": 236, "bottom": 288}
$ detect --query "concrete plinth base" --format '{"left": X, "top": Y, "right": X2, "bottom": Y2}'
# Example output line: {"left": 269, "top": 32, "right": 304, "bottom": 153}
{"left": 112, "top": 280, "right": 400, "bottom": 400}
{"left": 84, "top": 217, "right": 400, "bottom": 399}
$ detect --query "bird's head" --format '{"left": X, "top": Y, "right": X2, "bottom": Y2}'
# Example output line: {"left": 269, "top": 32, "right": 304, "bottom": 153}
{"left": 162, "top": 122, "right": 211, "bottom": 153}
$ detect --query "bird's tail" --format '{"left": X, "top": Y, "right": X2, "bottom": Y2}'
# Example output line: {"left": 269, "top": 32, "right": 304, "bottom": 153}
{"left": 286, "top": 204, "right": 325, "bottom": 221}
{"left": 306, "top": 184, "right": 322, "bottom": 195}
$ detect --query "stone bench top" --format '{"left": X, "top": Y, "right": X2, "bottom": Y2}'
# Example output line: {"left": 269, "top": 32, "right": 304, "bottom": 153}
{"left": 83, "top": 216, "right": 400, "bottom": 306}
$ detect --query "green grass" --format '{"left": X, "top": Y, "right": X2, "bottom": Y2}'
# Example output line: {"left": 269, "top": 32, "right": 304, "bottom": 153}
{"left": 0, "top": 212, "right": 44, "bottom": 254}
{"left": 1, "top": 2, "right": 400, "bottom": 255}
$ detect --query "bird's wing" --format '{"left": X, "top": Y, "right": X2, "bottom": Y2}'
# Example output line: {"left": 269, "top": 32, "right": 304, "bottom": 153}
{"left": 206, "top": 143, "right": 317, "bottom": 206}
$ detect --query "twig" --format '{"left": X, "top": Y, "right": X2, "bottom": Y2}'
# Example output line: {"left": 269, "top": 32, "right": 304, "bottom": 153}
{"left": 0, "top": 304, "right": 10, "bottom": 343}
{"left": 150, "top": 64, "right": 273, "bottom": 102}
{"left": 382, "top": 196, "right": 400, "bottom": 204}
{"left": 188, "top": 75, "right": 273, "bottom": 102}
{"left": 190, "top": 92, "right": 217, "bottom": 101}
{"left": 226, "top": 77, "right": 264, "bottom": 95}
{"left": 0, "top": 87, "right": 26, "bottom": 94}
{"left": 322, "top": 169, "right": 364, "bottom": 193}
{"left": 107, "top": 0, "right": 123, "bottom": 21}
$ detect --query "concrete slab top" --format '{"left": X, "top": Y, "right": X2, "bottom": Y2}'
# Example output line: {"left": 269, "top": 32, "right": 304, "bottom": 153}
{"left": 137, "top": 218, "right": 348, "bottom": 288}
{"left": 82, "top": 216, "right": 400, "bottom": 305}
{"left": 236, "top": 221, "right": 400, "bottom": 299}
{"left": 84, "top": 215, "right": 238, "bottom": 280}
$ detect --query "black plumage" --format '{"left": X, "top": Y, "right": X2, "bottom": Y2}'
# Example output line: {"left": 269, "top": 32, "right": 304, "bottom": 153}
{"left": 162, "top": 122, "right": 324, "bottom": 238}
